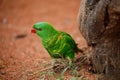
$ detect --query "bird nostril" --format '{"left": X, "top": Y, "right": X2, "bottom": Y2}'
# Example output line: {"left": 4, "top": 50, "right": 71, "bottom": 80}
{"left": 31, "top": 29, "right": 36, "bottom": 33}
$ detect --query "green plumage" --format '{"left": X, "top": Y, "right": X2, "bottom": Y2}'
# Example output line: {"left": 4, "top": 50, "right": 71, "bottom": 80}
{"left": 43, "top": 32, "right": 76, "bottom": 61}
{"left": 33, "top": 22, "right": 81, "bottom": 61}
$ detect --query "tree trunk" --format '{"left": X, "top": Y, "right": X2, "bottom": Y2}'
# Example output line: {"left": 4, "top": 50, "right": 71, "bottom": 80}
{"left": 78, "top": 0, "right": 120, "bottom": 80}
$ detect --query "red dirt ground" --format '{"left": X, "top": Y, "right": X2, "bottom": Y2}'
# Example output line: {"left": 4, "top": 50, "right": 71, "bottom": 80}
{"left": 0, "top": 0, "right": 95, "bottom": 80}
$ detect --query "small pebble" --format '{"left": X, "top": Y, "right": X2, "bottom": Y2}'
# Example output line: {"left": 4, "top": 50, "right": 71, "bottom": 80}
{"left": 0, "top": 70, "right": 6, "bottom": 75}
{"left": 2, "top": 18, "right": 7, "bottom": 24}
{"left": 15, "top": 34, "right": 27, "bottom": 39}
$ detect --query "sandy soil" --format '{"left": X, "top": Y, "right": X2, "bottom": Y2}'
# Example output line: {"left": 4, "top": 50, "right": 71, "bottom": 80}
{"left": 0, "top": 0, "right": 95, "bottom": 80}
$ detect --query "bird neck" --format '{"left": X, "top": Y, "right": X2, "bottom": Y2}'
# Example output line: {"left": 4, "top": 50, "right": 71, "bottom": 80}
{"left": 40, "top": 30, "right": 58, "bottom": 41}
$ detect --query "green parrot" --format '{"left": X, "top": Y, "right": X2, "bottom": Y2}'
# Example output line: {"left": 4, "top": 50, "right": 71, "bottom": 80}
{"left": 31, "top": 22, "right": 83, "bottom": 63}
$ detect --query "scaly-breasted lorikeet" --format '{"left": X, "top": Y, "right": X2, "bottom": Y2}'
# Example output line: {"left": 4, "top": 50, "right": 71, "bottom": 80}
{"left": 31, "top": 22, "right": 83, "bottom": 63}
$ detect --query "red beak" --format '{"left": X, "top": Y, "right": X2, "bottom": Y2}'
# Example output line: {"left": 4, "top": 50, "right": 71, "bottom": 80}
{"left": 31, "top": 29, "right": 36, "bottom": 33}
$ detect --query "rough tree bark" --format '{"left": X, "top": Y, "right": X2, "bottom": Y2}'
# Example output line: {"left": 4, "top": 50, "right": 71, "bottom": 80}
{"left": 78, "top": 0, "right": 120, "bottom": 80}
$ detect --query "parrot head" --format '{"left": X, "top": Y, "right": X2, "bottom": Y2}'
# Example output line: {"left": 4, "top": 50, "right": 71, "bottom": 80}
{"left": 31, "top": 22, "right": 57, "bottom": 40}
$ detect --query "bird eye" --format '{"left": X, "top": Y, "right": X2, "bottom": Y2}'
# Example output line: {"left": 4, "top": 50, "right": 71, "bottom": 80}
{"left": 37, "top": 28, "right": 42, "bottom": 31}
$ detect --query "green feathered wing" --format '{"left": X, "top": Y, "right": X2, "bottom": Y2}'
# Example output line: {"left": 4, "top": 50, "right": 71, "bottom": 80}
{"left": 42, "top": 32, "right": 77, "bottom": 61}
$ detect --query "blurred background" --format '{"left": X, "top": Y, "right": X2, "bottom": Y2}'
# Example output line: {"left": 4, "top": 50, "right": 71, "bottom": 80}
{"left": 0, "top": 0, "right": 87, "bottom": 79}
